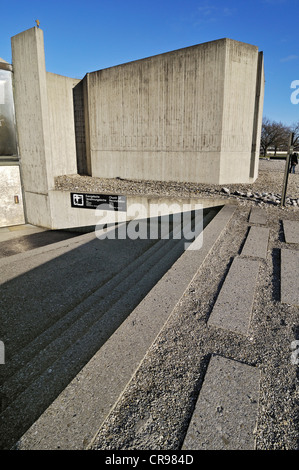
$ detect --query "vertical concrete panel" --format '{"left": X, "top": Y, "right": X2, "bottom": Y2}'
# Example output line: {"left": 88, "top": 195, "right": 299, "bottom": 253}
{"left": 11, "top": 27, "right": 52, "bottom": 193}
{"left": 220, "top": 40, "right": 261, "bottom": 184}
{"left": 46, "top": 72, "right": 79, "bottom": 177}
{"left": 11, "top": 27, "right": 53, "bottom": 227}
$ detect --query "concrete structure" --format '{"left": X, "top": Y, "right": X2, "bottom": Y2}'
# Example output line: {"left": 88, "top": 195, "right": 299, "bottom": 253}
{"left": 82, "top": 39, "right": 264, "bottom": 186}
{"left": 4, "top": 27, "right": 264, "bottom": 229}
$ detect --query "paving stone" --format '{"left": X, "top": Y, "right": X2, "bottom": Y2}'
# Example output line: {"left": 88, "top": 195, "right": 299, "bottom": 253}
{"left": 281, "top": 249, "right": 299, "bottom": 306}
{"left": 208, "top": 257, "right": 260, "bottom": 335}
{"left": 249, "top": 207, "right": 267, "bottom": 225}
{"left": 241, "top": 226, "right": 269, "bottom": 259}
{"left": 282, "top": 220, "right": 299, "bottom": 244}
{"left": 182, "top": 355, "right": 261, "bottom": 450}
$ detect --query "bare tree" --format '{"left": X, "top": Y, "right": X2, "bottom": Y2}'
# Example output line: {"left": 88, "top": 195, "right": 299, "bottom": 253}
{"left": 260, "top": 117, "right": 290, "bottom": 156}
{"left": 291, "top": 122, "right": 299, "bottom": 150}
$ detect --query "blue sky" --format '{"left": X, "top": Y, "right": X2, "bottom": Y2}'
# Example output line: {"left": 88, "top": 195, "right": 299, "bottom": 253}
{"left": 0, "top": 0, "right": 298, "bottom": 126}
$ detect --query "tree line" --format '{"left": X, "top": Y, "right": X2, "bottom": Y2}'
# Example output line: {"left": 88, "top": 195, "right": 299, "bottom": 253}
{"left": 260, "top": 117, "right": 299, "bottom": 157}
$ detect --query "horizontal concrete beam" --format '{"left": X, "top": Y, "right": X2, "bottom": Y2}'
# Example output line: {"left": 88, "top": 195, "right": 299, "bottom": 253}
{"left": 48, "top": 190, "right": 233, "bottom": 230}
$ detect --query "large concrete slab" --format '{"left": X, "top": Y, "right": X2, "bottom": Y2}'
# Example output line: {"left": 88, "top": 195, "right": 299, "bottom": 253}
{"left": 281, "top": 249, "right": 299, "bottom": 306}
{"left": 249, "top": 207, "right": 267, "bottom": 225}
{"left": 208, "top": 257, "right": 260, "bottom": 335}
{"left": 182, "top": 355, "right": 261, "bottom": 450}
{"left": 241, "top": 226, "right": 269, "bottom": 259}
{"left": 15, "top": 205, "right": 236, "bottom": 450}
{"left": 283, "top": 220, "right": 299, "bottom": 244}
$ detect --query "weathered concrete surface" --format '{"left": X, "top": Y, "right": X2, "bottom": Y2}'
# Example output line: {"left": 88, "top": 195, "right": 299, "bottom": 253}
{"left": 85, "top": 39, "right": 263, "bottom": 185}
{"left": 46, "top": 72, "right": 79, "bottom": 178}
{"left": 0, "top": 166, "right": 25, "bottom": 227}
{"left": 208, "top": 256, "right": 260, "bottom": 335}
{"left": 282, "top": 220, "right": 299, "bottom": 244}
{"left": 14, "top": 205, "right": 235, "bottom": 450}
{"left": 281, "top": 249, "right": 299, "bottom": 306}
{"left": 182, "top": 355, "right": 260, "bottom": 450}
{"left": 241, "top": 226, "right": 269, "bottom": 259}
{"left": 249, "top": 207, "right": 267, "bottom": 225}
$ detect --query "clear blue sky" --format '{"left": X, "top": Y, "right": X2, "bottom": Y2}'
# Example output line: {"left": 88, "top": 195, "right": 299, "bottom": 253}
{"left": 0, "top": 0, "right": 298, "bottom": 126}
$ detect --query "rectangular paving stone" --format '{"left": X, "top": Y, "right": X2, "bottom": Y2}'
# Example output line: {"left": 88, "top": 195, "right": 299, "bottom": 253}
{"left": 281, "top": 249, "right": 299, "bottom": 306}
{"left": 208, "top": 257, "right": 260, "bottom": 335}
{"left": 283, "top": 220, "right": 299, "bottom": 244}
{"left": 182, "top": 355, "right": 261, "bottom": 450}
{"left": 241, "top": 226, "right": 269, "bottom": 259}
{"left": 249, "top": 207, "right": 267, "bottom": 225}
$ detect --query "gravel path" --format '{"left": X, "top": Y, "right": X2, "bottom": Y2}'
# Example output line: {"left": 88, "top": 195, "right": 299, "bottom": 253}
{"left": 57, "top": 159, "right": 299, "bottom": 450}
{"left": 55, "top": 158, "right": 298, "bottom": 207}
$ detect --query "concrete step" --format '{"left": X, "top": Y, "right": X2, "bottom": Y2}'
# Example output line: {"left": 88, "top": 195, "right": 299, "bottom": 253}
{"left": 0, "top": 238, "right": 185, "bottom": 449}
{"left": 1, "top": 230, "right": 158, "bottom": 354}
{"left": 1, "top": 210, "right": 211, "bottom": 383}
{"left": 282, "top": 220, "right": 299, "bottom": 244}
{"left": 182, "top": 355, "right": 261, "bottom": 450}
{"left": 0, "top": 208, "right": 220, "bottom": 449}
{"left": 207, "top": 256, "right": 261, "bottom": 335}
{"left": 281, "top": 249, "right": 299, "bottom": 306}
{"left": 13, "top": 204, "right": 236, "bottom": 450}
{"left": 241, "top": 226, "right": 269, "bottom": 259}
{"left": 249, "top": 207, "right": 267, "bottom": 225}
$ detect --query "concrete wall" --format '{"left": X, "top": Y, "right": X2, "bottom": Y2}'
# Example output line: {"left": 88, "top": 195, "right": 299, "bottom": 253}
{"left": 46, "top": 72, "right": 79, "bottom": 178}
{"left": 84, "top": 38, "right": 264, "bottom": 185}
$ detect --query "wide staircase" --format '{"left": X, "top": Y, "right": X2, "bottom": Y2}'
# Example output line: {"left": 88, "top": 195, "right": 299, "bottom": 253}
{"left": 0, "top": 207, "right": 219, "bottom": 450}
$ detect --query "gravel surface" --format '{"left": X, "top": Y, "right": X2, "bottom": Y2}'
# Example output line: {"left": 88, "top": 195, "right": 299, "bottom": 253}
{"left": 58, "top": 159, "right": 299, "bottom": 450}
{"left": 55, "top": 158, "right": 298, "bottom": 207}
